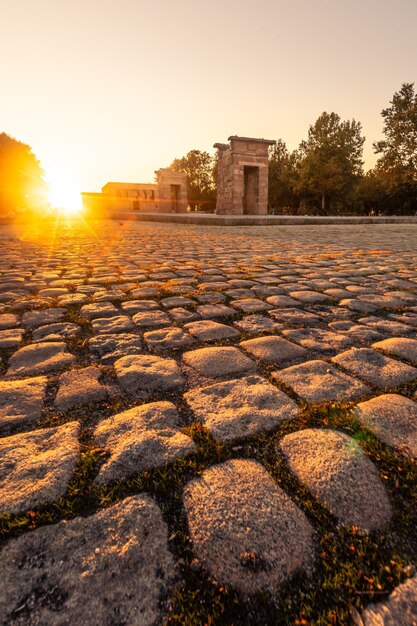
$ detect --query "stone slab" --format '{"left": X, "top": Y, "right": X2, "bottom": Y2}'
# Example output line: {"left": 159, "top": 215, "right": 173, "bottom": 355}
{"left": 0, "top": 376, "right": 47, "bottom": 432}
{"left": 88, "top": 332, "right": 143, "bottom": 363}
{"left": 273, "top": 359, "right": 370, "bottom": 403}
{"left": 55, "top": 366, "right": 108, "bottom": 411}
{"left": 240, "top": 335, "right": 308, "bottom": 366}
{"left": 333, "top": 347, "right": 417, "bottom": 389}
{"left": 95, "top": 401, "right": 196, "bottom": 483}
{"left": 114, "top": 354, "right": 184, "bottom": 397}
{"left": 184, "top": 374, "right": 299, "bottom": 442}
{"left": 360, "top": 575, "right": 417, "bottom": 626}
{"left": 183, "top": 459, "right": 315, "bottom": 595}
{"left": 6, "top": 342, "right": 76, "bottom": 377}
{"left": 279, "top": 428, "right": 392, "bottom": 530}
{"left": 0, "top": 422, "right": 80, "bottom": 515}
{"left": 354, "top": 394, "right": 417, "bottom": 457}
{"left": 0, "top": 495, "right": 177, "bottom": 626}
{"left": 182, "top": 346, "right": 255, "bottom": 379}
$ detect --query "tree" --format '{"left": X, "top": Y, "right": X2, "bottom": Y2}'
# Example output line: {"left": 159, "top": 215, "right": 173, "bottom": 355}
{"left": 0, "top": 133, "right": 48, "bottom": 215}
{"left": 268, "top": 139, "right": 300, "bottom": 213}
{"left": 170, "top": 149, "right": 216, "bottom": 211}
{"left": 296, "top": 112, "right": 365, "bottom": 213}
{"left": 373, "top": 82, "right": 417, "bottom": 212}
{"left": 356, "top": 170, "right": 387, "bottom": 215}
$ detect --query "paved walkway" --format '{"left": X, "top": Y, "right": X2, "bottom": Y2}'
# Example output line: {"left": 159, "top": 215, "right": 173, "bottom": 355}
{"left": 108, "top": 211, "right": 417, "bottom": 226}
{"left": 0, "top": 220, "right": 416, "bottom": 624}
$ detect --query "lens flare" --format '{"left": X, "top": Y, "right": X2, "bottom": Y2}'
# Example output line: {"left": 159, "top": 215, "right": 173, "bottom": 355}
{"left": 47, "top": 169, "right": 83, "bottom": 216}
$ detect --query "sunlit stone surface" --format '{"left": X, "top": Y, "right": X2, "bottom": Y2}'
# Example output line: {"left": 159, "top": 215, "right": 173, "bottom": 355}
{"left": 0, "top": 495, "right": 177, "bottom": 625}
{"left": 183, "top": 459, "right": 315, "bottom": 594}
{"left": 0, "top": 219, "right": 417, "bottom": 619}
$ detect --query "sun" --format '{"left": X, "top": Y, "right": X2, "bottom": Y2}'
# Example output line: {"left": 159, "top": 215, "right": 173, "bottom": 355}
{"left": 47, "top": 169, "right": 83, "bottom": 216}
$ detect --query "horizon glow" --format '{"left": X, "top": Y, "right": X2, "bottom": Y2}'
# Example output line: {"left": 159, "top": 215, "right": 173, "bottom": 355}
{"left": 2, "top": 0, "right": 417, "bottom": 208}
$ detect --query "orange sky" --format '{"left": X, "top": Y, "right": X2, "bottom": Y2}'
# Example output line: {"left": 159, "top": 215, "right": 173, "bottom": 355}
{"left": 2, "top": 0, "right": 417, "bottom": 206}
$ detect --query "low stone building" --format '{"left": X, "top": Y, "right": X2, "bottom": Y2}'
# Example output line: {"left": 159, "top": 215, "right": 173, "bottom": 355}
{"left": 82, "top": 169, "right": 188, "bottom": 215}
{"left": 214, "top": 136, "right": 275, "bottom": 215}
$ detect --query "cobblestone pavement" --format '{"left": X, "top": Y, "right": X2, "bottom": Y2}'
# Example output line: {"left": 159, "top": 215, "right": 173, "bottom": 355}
{"left": 0, "top": 220, "right": 416, "bottom": 625}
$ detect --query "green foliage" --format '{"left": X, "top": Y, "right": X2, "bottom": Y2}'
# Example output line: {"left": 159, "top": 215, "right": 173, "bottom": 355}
{"left": 268, "top": 140, "right": 300, "bottom": 213}
{"left": 0, "top": 132, "right": 48, "bottom": 215}
{"left": 371, "top": 82, "right": 417, "bottom": 213}
{"left": 295, "top": 112, "right": 365, "bottom": 213}
{"left": 170, "top": 149, "right": 217, "bottom": 212}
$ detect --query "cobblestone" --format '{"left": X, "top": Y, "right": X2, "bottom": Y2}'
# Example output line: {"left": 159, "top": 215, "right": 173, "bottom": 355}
{"left": 6, "top": 342, "right": 76, "bottom": 377}
{"left": 183, "top": 346, "right": 256, "bottom": 379}
{"left": 0, "top": 495, "right": 177, "bottom": 625}
{"left": 54, "top": 366, "right": 108, "bottom": 411}
{"left": 0, "top": 328, "right": 24, "bottom": 348}
{"left": 0, "top": 376, "right": 47, "bottom": 432}
{"left": 279, "top": 428, "right": 392, "bottom": 530}
{"left": 360, "top": 575, "right": 417, "bottom": 625}
{"left": 0, "top": 422, "right": 80, "bottom": 514}
{"left": 95, "top": 401, "right": 195, "bottom": 482}
{"left": 88, "top": 332, "right": 143, "bottom": 363}
{"left": 273, "top": 359, "right": 370, "bottom": 403}
{"left": 373, "top": 337, "right": 417, "bottom": 363}
{"left": 32, "top": 322, "right": 81, "bottom": 342}
{"left": 1, "top": 220, "right": 417, "bottom": 621}
{"left": 184, "top": 319, "right": 240, "bottom": 342}
{"left": 333, "top": 347, "right": 417, "bottom": 389}
{"left": 354, "top": 393, "right": 417, "bottom": 457}
{"left": 22, "top": 307, "right": 67, "bottom": 329}
{"left": 144, "top": 326, "right": 196, "bottom": 351}
{"left": 240, "top": 335, "right": 308, "bottom": 366}
{"left": 184, "top": 374, "right": 299, "bottom": 442}
{"left": 183, "top": 459, "right": 315, "bottom": 594}
{"left": 114, "top": 354, "right": 184, "bottom": 397}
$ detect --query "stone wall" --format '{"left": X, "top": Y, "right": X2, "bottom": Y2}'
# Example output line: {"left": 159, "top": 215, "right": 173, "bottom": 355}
{"left": 101, "top": 182, "right": 159, "bottom": 212}
{"left": 82, "top": 170, "right": 188, "bottom": 214}
{"left": 155, "top": 169, "right": 188, "bottom": 213}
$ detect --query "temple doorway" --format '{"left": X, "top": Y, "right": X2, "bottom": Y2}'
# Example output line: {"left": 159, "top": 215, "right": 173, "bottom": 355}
{"left": 243, "top": 166, "right": 259, "bottom": 214}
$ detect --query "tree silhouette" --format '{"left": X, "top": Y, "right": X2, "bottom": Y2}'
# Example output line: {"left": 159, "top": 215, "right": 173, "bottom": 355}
{"left": 0, "top": 133, "right": 48, "bottom": 215}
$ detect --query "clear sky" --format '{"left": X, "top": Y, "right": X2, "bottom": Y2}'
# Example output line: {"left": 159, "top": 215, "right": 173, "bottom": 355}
{"left": 2, "top": 0, "right": 417, "bottom": 207}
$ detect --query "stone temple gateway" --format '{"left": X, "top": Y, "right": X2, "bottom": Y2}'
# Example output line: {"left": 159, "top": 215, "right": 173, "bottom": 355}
{"left": 82, "top": 134, "right": 275, "bottom": 216}
{"left": 214, "top": 136, "right": 275, "bottom": 215}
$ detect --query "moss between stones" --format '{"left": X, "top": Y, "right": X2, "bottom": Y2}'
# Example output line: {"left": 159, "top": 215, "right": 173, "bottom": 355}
{"left": 0, "top": 396, "right": 415, "bottom": 625}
